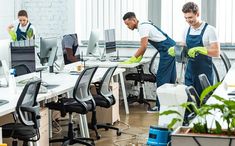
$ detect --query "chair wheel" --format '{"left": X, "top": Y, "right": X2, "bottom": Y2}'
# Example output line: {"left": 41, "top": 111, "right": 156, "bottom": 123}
{"left": 117, "top": 131, "right": 122, "bottom": 136}
{"left": 105, "top": 127, "right": 109, "bottom": 131}
{"left": 96, "top": 134, "right": 101, "bottom": 140}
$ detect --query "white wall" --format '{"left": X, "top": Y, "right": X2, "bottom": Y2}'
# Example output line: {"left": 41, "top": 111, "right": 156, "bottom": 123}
{"left": 21, "top": 0, "right": 75, "bottom": 39}
{"left": 0, "top": 0, "right": 15, "bottom": 40}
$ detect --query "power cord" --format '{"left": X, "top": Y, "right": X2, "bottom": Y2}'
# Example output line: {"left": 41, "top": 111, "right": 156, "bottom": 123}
{"left": 51, "top": 111, "right": 63, "bottom": 134}
{"left": 113, "top": 121, "right": 148, "bottom": 146}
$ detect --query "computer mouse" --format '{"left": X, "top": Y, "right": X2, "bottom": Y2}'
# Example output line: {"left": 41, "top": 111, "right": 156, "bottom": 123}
{"left": 41, "top": 81, "right": 48, "bottom": 87}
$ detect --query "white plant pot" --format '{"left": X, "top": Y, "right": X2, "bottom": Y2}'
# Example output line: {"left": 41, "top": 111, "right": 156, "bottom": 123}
{"left": 171, "top": 126, "right": 235, "bottom": 146}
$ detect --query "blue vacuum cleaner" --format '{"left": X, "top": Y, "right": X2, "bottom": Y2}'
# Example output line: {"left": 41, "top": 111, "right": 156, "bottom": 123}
{"left": 147, "top": 126, "right": 171, "bottom": 146}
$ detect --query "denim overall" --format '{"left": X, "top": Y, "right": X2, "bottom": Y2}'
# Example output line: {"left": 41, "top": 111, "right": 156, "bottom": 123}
{"left": 185, "top": 23, "right": 213, "bottom": 96}
{"left": 141, "top": 22, "right": 176, "bottom": 87}
{"left": 63, "top": 34, "right": 78, "bottom": 65}
{"left": 141, "top": 22, "right": 176, "bottom": 108}
{"left": 16, "top": 23, "right": 31, "bottom": 41}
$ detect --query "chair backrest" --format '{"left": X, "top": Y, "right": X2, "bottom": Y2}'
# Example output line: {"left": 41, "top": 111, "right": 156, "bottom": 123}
{"left": 99, "top": 66, "right": 117, "bottom": 97}
{"left": 220, "top": 51, "right": 231, "bottom": 72}
{"left": 198, "top": 74, "right": 211, "bottom": 90}
{"left": 73, "top": 66, "right": 98, "bottom": 103}
{"left": 149, "top": 51, "right": 159, "bottom": 76}
{"left": 16, "top": 79, "right": 41, "bottom": 129}
{"left": 212, "top": 62, "right": 220, "bottom": 83}
{"left": 185, "top": 86, "right": 200, "bottom": 107}
{"left": 13, "top": 64, "right": 31, "bottom": 76}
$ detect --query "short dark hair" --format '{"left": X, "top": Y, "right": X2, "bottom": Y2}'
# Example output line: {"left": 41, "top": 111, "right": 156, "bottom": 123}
{"left": 123, "top": 12, "right": 136, "bottom": 20}
{"left": 182, "top": 2, "right": 199, "bottom": 14}
{"left": 18, "top": 10, "right": 28, "bottom": 17}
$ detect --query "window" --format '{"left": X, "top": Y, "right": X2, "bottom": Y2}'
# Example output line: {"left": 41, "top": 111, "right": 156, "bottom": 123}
{"left": 75, "top": 0, "right": 148, "bottom": 41}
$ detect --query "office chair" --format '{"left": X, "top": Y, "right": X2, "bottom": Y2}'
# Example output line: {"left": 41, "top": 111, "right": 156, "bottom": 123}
{"left": 1, "top": 79, "right": 41, "bottom": 146}
{"left": 183, "top": 86, "right": 199, "bottom": 126}
{"left": 91, "top": 66, "right": 121, "bottom": 139}
{"left": 13, "top": 64, "right": 31, "bottom": 76}
{"left": 220, "top": 51, "right": 231, "bottom": 72}
{"left": 125, "top": 51, "right": 159, "bottom": 109}
{"left": 46, "top": 66, "right": 98, "bottom": 146}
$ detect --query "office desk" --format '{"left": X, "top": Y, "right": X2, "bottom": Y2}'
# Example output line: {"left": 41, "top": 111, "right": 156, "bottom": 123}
{"left": 0, "top": 67, "right": 126, "bottom": 140}
{"left": 81, "top": 57, "right": 151, "bottom": 114}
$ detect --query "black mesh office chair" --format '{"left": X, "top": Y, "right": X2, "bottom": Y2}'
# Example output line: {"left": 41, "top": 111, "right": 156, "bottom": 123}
{"left": 1, "top": 79, "right": 41, "bottom": 146}
{"left": 220, "top": 51, "right": 231, "bottom": 72}
{"left": 91, "top": 66, "right": 121, "bottom": 139}
{"left": 125, "top": 51, "right": 159, "bottom": 109}
{"left": 46, "top": 66, "right": 98, "bottom": 146}
{"left": 13, "top": 64, "right": 31, "bottom": 76}
{"left": 184, "top": 86, "right": 200, "bottom": 126}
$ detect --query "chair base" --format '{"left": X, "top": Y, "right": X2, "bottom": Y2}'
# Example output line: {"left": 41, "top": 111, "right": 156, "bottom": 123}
{"left": 127, "top": 94, "right": 151, "bottom": 110}
{"left": 97, "top": 123, "right": 122, "bottom": 136}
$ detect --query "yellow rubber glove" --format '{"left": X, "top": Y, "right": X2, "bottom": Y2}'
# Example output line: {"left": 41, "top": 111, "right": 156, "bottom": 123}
{"left": 188, "top": 47, "right": 208, "bottom": 58}
{"left": 26, "top": 28, "right": 34, "bottom": 39}
{"left": 168, "top": 47, "right": 175, "bottom": 57}
{"left": 120, "top": 55, "right": 143, "bottom": 64}
{"left": 9, "top": 30, "right": 17, "bottom": 41}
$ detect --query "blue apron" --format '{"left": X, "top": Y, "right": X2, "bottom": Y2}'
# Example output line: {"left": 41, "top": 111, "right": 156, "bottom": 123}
{"left": 16, "top": 23, "right": 31, "bottom": 41}
{"left": 185, "top": 23, "right": 213, "bottom": 96}
{"left": 141, "top": 22, "right": 176, "bottom": 87}
{"left": 63, "top": 34, "right": 78, "bottom": 65}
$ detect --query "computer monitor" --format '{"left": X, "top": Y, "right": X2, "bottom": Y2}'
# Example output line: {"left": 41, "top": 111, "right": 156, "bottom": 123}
{"left": 86, "top": 30, "right": 100, "bottom": 56}
{"left": 40, "top": 37, "right": 58, "bottom": 73}
{"left": 10, "top": 40, "right": 36, "bottom": 73}
{"left": 104, "top": 29, "right": 116, "bottom": 54}
{"left": 0, "top": 39, "right": 11, "bottom": 67}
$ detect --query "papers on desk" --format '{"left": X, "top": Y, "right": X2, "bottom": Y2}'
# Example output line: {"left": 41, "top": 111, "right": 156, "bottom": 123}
{"left": 17, "top": 76, "right": 40, "bottom": 86}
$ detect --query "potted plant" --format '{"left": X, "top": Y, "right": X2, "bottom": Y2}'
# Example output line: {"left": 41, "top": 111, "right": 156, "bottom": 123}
{"left": 160, "top": 82, "right": 235, "bottom": 146}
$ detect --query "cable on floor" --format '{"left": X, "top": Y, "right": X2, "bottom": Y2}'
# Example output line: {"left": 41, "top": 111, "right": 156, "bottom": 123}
{"left": 52, "top": 111, "right": 63, "bottom": 134}
{"left": 113, "top": 121, "right": 148, "bottom": 146}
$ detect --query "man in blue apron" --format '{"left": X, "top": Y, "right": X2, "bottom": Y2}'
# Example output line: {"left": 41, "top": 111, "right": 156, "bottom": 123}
{"left": 62, "top": 34, "right": 79, "bottom": 65}
{"left": 169, "top": 2, "right": 220, "bottom": 100}
{"left": 123, "top": 12, "right": 176, "bottom": 112}
{"left": 8, "top": 10, "right": 35, "bottom": 41}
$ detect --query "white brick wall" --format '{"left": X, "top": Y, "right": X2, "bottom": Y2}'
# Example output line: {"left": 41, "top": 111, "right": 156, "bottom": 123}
{"left": 22, "top": 0, "right": 75, "bottom": 38}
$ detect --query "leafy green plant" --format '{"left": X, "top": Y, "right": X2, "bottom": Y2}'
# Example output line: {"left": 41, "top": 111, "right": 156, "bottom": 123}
{"left": 160, "top": 82, "right": 235, "bottom": 136}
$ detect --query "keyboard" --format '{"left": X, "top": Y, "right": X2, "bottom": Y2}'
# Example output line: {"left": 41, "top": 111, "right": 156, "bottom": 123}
{"left": 0, "top": 99, "right": 9, "bottom": 106}
{"left": 109, "top": 58, "right": 126, "bottom": 62}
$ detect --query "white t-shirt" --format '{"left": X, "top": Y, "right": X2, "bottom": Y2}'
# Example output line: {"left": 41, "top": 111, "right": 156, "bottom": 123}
{"left": 182, "top": 21, "right": 218, "bottom": 47}
{"left": 12, "top": 20, "right": 36, "bottom": 34}
{"left": 137, "top": 21, "right": 166, "bottom": 42}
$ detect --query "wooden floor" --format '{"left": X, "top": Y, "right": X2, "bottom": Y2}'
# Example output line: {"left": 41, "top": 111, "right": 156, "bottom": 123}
{"left": 52, "top": 102, "right": 158, "bottom": 146}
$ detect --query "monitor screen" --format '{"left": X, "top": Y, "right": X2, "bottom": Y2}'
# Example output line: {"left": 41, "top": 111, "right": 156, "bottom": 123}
{"left": 40, "top": 37, "right": 58, "bottom": 72}
{"left": 104, "top": 29, "right": 116, "bottom": 54}
{"left": 86, "top": 30, "right": 100, "bottom": 56}
{"left": 10, "top": 40, "right": 36, "bottom": 73}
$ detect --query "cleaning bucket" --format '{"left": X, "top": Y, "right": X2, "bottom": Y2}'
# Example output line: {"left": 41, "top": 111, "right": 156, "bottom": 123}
{"left": 147, "top": 126, "right": 171, "bottom": 146}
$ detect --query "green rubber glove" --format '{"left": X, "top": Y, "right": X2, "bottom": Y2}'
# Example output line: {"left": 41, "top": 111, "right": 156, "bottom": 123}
{"left": 9, "top": 30, "right": 17, "bottom": 41}
{"left": 26, "top": 28, "right": 34, "bottom": 39}
{"left": 188, "top": 47, "right": 208, "bottom": 58}
{"left": 120, "top": 55, "right": 143, "bottom": 64}
{"left": 168, "top": 47, "right": 175, "bottom": 57}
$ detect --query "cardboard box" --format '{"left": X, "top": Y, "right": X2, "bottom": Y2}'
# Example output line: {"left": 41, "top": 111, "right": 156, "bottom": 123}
{"left": 88, "top": 82, "right": 120, "bottom": 124}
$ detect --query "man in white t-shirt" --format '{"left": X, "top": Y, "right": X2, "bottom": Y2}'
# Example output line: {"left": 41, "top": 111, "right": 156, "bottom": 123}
{"left": 169, "top": 2, "right": 220, "bottom": 100}
{"left": 123, "top": 12, "right": 177, "bottom": 112}
{"left": 7, "top": 10, "right": 36, "bottom": 41}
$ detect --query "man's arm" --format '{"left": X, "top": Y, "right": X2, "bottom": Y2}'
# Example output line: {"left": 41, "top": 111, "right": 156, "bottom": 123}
{"left": 66, "top": 48, "right": 77, "bottom": 62}
{"left": 207, "top": 42, "right": 220, "bottom": 57}
{"left": 134, "top": 37, "right": 148, "bottom": 57}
